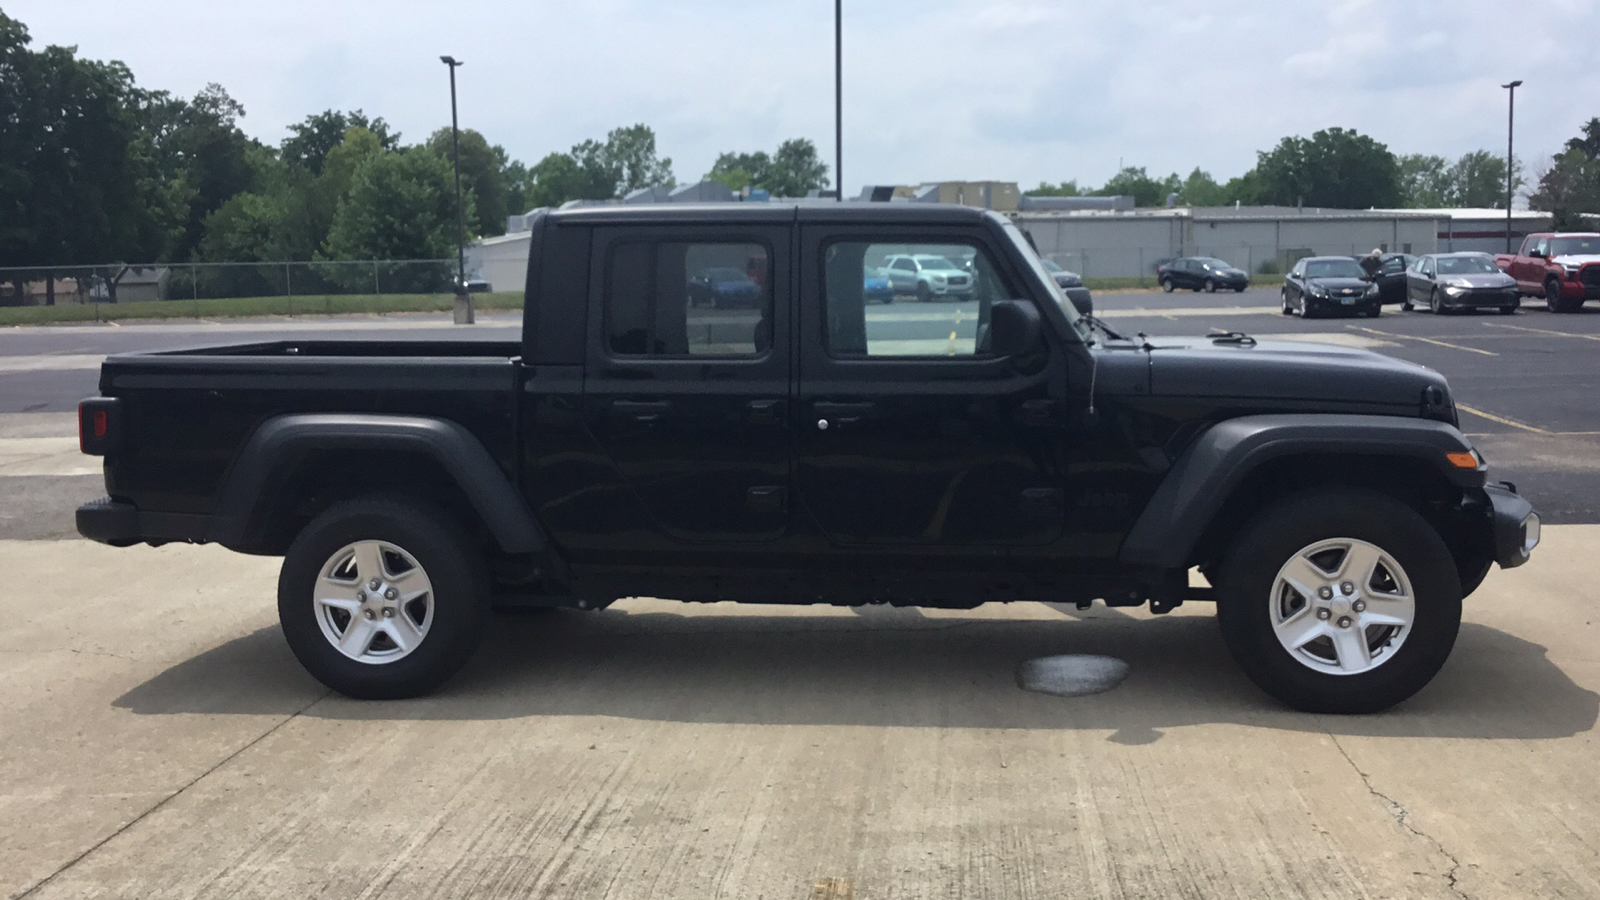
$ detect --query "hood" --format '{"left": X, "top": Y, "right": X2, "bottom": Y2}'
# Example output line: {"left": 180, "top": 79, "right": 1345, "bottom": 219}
{"left": 1142, "top": 336, "right": 1449, "bottom": 411}
{"left": 1306, "top": 277, "right": 1370, "bottom": 294}
{"left": 1440, "top": 272, "right": 1515, "bottom": 289}
{"left": 1552, "top": 254, "right": 1600, "bottom": 267}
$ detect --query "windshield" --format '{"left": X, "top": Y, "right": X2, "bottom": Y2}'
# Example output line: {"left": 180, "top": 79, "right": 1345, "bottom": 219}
{"left": 1549, "top": 236, "right": 1600, "bottom": 257}
{"left": 1436, "top": 255, "right": 1500, "bottom": 275}
{"left": 916, "top": 256, "right": 960, "bottom": 271}
{"left": 1305, "top": 259, "right": 1365, "bottom": 279}
{"left": 998, "top": 217, "right": 1086, "bottom": 336}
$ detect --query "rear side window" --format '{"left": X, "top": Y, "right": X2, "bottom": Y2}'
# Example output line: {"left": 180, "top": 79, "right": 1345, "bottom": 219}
{"left": 605, "top": 241, "right": 771, "bottom": 357}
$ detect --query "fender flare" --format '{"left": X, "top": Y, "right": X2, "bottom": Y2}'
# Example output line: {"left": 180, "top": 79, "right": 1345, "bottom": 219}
{"left": 207, "top": 414, "right": 545, "bottom": 554}
{"left": 1117, "top": 414, "right": 1484, "bottom": 569}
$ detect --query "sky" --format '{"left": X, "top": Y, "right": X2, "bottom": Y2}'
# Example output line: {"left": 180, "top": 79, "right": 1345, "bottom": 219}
{"left": 9, "top": 0, "right": 1599, "bottom": 196}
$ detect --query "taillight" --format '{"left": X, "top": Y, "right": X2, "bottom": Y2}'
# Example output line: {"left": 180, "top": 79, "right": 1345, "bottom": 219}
{"left": 78, "top": 397, "right": 122, "bottom": 456}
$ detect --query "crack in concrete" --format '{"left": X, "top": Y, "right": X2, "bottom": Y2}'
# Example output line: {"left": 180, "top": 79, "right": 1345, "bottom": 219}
{"left": 1327, "top": 730, "right": 1469, "bottom": 900}
{"left": 13, "top": 688, "right": 332, "bottom": 899}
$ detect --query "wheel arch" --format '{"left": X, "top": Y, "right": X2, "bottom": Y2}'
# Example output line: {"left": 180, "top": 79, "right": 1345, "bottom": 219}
{"left": 1118, "top": 415, "right": 1488, "bottom": 576}
{"left": 207, "top": 414, "right": 545, "bottom": 557}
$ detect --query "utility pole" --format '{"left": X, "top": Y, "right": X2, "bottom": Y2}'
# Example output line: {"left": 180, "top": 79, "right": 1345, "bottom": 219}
{"left": 441, "top": 55, "right": 473, "bottom": 324}
{"left": 835, "top": 0, "right": 843, "bottom": 202}
{"left": 1502, "top": 80, "right": 1522, "bottom": 254}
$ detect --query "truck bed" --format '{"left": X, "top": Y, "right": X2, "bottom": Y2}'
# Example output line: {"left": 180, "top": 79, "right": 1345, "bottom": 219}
{"left": 98, "top": 341, "right": 524, "bottom": 520}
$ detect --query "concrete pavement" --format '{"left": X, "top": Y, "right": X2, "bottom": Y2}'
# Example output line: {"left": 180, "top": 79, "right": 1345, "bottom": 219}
{"left": 3, "top": 529, "right": 1596, "bottom": 899}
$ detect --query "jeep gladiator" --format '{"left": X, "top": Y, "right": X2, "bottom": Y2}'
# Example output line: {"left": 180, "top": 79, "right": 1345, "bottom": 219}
{"left": 76, "top": 204, "right": 1540, "bottom": 712}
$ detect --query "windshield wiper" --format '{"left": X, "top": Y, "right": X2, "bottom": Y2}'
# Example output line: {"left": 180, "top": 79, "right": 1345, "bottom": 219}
{"left": 1209, "top": 329, "right": 1257, "bottom": 346}
{"left": 1082, "top": 314, "right": 1127, "bottom": 342}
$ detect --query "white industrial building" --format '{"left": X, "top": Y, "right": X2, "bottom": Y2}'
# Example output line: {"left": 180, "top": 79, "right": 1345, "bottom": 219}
{"left": 466, "top": 188, "right": 1560, "bottom": 289}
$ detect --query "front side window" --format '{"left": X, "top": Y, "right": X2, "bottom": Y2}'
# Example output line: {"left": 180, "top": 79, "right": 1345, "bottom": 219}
{"left": 823, "top": 241, "right": 1013, "bottom": 358}
{"left": 606, "top": 241, "right": 771, "bottom": 357}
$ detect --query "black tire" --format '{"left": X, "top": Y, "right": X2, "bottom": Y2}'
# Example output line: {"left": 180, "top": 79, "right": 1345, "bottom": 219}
{"left": 1215, "top": 488, "right": 1462, "bottom": 713}
{"left": 1300, "top": 298, "right": 1317, "bottom": 319}
{"left": 1363, "top": 305, "right": 1380, "bottom": 318}
{"left": 1281, "top": 292, "right": 1293, "bottom": 315}
{"left": 278, "top": 494, "right": 491, "bottom": 699}
{"left": 1547, "top": 279, "right": 1572, "bottom": 313}
{"left": 1161, "top": 278, "right": 1175, "bottom": 293}
{"left": 1429, "top": 288, "right": 1444, "bottom": 315}
{"left": 1401, "top": 301, "right": 1413, "bottom": 311}
{"left": 1204, "top": 278, "right": 1217, "bottom": 293}
{"left": 1499, "top": 306, "right": 1517, "bottom": 315}
{"left": 916, "top": 282, "right": 932, "bottom": 303}
{"left": 1235, "top": 285, "right": 1247, "bottom": 293}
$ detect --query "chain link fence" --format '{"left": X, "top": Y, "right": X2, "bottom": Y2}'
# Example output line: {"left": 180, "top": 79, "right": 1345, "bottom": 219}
{"left": 0, "top": 260, "right": 486, "bottom": 322}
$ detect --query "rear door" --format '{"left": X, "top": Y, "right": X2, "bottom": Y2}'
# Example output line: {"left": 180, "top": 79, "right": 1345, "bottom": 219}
{"left": 582, "top": 223, "right": 792, "bottom": 543}
{"left": 792, "top": 224, "right": 1064, "bottom": 552}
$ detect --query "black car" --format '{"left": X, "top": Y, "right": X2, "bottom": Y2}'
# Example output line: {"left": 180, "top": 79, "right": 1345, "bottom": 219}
{"left": 76, "top": 203, "right": 1539, "bottom": 714}
{"left": 1282, "top": 256, "right": 1381, "bottom": 318}
{"left": 1042, "top": 259, "right": 1093, "bottom": 315}
{"left": 1405, "top": 252, "right": 1519, "bottom": 315}
{"left": 1157, "top": 257, "right": 1250, "bottom": 293}
{"left": 1366, "top": 252, "right": 1412, "bottom": 304}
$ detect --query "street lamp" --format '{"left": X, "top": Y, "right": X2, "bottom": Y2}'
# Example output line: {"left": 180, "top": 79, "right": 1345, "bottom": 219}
{"left": 1502, "top": 79, "right": 1522, "bottom": 254}
{"left": 834, "top": 0, "right": 842, "bottom": 202}
{"left": 441, "top": 54, "right": 473, "bottom": 324}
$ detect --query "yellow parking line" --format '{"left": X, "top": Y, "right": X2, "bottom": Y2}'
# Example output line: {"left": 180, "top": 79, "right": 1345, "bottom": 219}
{"left": 1483, "top": 322, "right": 1600, "bottom": 342}
{"left": 1456, "top": 404, "right": 1549, "bottom": 434}
{"left": 1351, "top": 326, "right": 1498, "bottom": 356}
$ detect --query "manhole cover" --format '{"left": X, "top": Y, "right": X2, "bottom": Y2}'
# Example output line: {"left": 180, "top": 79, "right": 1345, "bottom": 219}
{"left": 1017, "top": 654, "right": 1130, "bottom": 697}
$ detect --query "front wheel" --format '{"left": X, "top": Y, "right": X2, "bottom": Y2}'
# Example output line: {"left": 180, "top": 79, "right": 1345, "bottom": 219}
{"left": 1204, "top": 278, "right": 1217, "bottom": 293}
{"left": 1215, "top": 488, "right": 1462, "bottom": 713}
{"left": 278, "top": 495, "right": 490, "bottom": 699}
{"left": 916, "top": 283, "right": 932, "bottom": 303}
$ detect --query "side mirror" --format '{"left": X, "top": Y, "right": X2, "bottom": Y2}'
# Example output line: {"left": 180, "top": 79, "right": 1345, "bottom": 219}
{"left": 1529, "top": 248, "right": 1544, "bottom": 259}
{"left": 1068, "top": 291, "right": 1093, "bottom": 316}
{"left": 990, "top": 300, "right": 1043, "bottom": 356}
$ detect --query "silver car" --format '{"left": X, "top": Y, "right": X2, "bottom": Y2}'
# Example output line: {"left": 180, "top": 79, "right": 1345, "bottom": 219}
{"left": 1404, "top": 252, "right": 1520, "bottom": 315}
{"left": 882, "top": 254, "right": 975, "bottom": 301}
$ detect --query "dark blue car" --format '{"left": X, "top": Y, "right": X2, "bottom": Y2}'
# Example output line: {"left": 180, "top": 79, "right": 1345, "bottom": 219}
{"left": 687, "top": 267, "right": 764, "bottom": 309}
{"left": 863, "top": 266, "right": 894, "bottom": 304}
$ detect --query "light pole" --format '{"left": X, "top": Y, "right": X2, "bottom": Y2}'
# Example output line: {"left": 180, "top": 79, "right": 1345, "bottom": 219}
{"left": 441, "top": 55, "right": 473, "bottom": 324}
{"left": 1502, "top": 79, "right": 1522, "bottom": 254}
{"left": 834, "top": 0, "right": 842, "bottom": 202}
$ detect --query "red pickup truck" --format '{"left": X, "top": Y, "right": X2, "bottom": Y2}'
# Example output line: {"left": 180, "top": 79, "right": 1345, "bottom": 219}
{"left": 1494, "top": 232, "right": 1600, "bottom": 313}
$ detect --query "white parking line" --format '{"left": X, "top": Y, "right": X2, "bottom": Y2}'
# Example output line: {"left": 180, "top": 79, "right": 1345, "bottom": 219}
{"left": 1349, "top": 326, "right": 1497, "bottom": 356}
{"left": 1483, "top": 322, "right": 1600, "bottom": 343}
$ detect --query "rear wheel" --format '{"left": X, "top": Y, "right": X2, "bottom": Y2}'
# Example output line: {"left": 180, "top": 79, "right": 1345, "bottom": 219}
{"left": 1161, "top": 277, "right": 1175, "bottom": 293}
{"left": 1204, "top": 278, "right": 1217, "bottom": 293}
{"left": 1215, "top": 488, "right": 1462, "bottom": 713}
{"left": 278, "top": 495, "right": 490, "bottom": 699}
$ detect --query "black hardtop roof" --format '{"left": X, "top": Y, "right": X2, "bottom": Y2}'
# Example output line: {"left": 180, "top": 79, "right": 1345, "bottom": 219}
{"left": 546, "top": 202, "right": 994, "bottom": 227}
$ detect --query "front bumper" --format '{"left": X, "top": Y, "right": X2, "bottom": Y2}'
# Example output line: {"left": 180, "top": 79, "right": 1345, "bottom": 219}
{"left": 1442, "top": 288, "right": 1520, "bottom": 309}
{"left": 1311, "top": 295, "right": 1380, "bottom": 314}
{"left": 1483, "top": 483, "right": 1539, "bottom": 569}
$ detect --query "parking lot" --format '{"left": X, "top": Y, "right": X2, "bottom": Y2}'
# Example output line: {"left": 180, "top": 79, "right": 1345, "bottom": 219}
{"left": 3, "top": 297, "right": 1599, "bottom": 898}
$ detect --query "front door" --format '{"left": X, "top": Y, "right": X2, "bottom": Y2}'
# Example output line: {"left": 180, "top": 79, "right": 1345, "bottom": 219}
{"left": 582, "top": 224, "right": 792, "bottom": 543}
{"left": 793, "top": 225, "right": 1065, "bottom": 552}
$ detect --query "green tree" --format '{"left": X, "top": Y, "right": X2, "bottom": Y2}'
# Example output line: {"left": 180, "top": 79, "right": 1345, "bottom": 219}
{"left": 1092, "top": 166, "right": 1181, "bottom": 207}
{"left": 1450, "top": 150, "right": 1519, "bottom": 208}
{"left": 1564, "top": 118, "right": 1600, "bottom": 159}
{"left": 1220, "top": 169, "right": 1264, "bottom": 206}
{"left": 1529, "top": 148, "right": 1600, "bottom": 230}
{"left": 322, "top": 148, "right": 474, "bottom": 290}
{"left": 1178, "top": 168, "right": 1228, "bottom": 206}
{"left": 706, "top": 140, "right": 828, "bottom": 196}
{"left": 425, "top": 127, "right": 511, "bottom": 236}
{"left": 280, "top": 109, "right": 399, "bottom": 175}
{"left": 138, "top": 83, "right": 264, "bottom": 260}
{"left": 1027, "top": 180, "right": 1081, "bottom": 197}
{"left": 1399, "top": 154, "right": 1452, "bottom": 207}
{"left": 503, "top": 159, "right": 533, "bottom": 215}
{"left": 1253, "top": 127, "right": 1402, "bottom": 209}
{"left": 0, "top": 11, "right": 171, "bottom": 289}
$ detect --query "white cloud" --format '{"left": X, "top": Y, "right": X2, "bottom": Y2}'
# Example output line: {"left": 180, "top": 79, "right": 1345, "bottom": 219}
{"left": 10, "top": 0, "right": 1599, "bottom": 194}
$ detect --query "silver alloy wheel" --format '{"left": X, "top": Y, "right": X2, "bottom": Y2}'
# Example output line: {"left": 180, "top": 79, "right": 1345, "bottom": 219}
{"left": 1269, "top": 537, "right": 1415, "bottom": 676}
{"left": 314, "top": 540, "right": 434, "bottom": 664}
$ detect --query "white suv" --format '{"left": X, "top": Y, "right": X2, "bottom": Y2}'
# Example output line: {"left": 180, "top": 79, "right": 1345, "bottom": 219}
{"left": 882, "top": 254, "right": 975, "bottom": 301}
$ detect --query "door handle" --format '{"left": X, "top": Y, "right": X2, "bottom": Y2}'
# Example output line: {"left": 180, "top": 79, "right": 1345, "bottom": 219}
{"left": 611, "top": 400, "right": 672, "bottom": 422}
{"left": 813, "top": 401, "right": 874, "bottom": 428}
{"left": 747, "top": 399, "right": 784, "bottom": 425}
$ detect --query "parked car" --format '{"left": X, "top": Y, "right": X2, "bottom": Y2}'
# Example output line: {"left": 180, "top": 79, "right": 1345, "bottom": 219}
{"left": 1405, "top": 253, "right": 1519, "bottom": 315}
{"left": 1042, "top": 259, "right": 1094, "bottom": 315}
{"left": 1367, "top": 253, "right": 1412, "bottom": 304}
{"left": 883, "top": 253, "right": 975, "bottom": 301}
{"left": 1157, "top": 257, "right": 1250, "bottom": 293}
{"left": 77, "top": 203, "right": 1538, "bottom": 714}
{"left": 1493, "top": 232, "right": 1600, "bottom": 313}
{"left": 863, "top": 267, "right": 895, "bottom": 304}
{"left": 1281, "top": 256, "right": 1381, "bottom": 318}
{"left": 687, "top": 267, "right": 763, "bottom": 308}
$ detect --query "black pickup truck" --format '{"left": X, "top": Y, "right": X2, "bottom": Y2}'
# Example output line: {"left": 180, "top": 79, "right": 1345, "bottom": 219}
{"left": 76, "top": 204, "right": 1539, "bottom": 712}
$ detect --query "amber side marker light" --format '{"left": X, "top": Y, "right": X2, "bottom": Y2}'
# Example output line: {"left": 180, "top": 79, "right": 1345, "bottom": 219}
{"left": 1446, "top": 451, "right": 1480, "bottom": 469}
